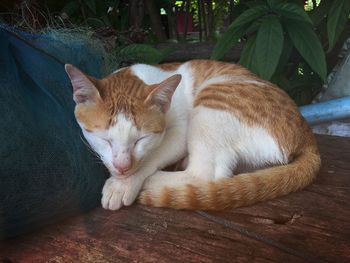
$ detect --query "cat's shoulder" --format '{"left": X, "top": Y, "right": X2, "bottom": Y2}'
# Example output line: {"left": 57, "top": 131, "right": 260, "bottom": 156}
{"left": 130, "top": 63, "right": 189, "bottom": 85}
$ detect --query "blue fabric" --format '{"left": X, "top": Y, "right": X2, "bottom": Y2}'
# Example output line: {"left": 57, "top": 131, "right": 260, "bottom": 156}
{"left": 0, "top": 25, "right": 109, "bottom": 238}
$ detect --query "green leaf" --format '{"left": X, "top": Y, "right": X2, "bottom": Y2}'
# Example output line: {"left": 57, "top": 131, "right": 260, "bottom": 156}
{"left": 85, "top": 0, "right": 97, "bottom": 14}
{"left": 210, "top": 27, "right": 245, "bottom": 60}
{"left": 285, "top": 21, "right": 327, "bottom": 82}
{"left": 211, "top": 5, "right": 268, "bottom": 60}
{"left": 273, "top": 3, "right": 313, "bottom": 25}
{"left": 239, "top": 35, "right": 258, "bottom": 74}
{"left": 159, "top": 47, "right": 175, "bottom": 61}
{"left": 274, "top": 35, "right": 293, "bottom": 75}
{"left": 230, "top": 5, "right": 269, "bottom": 29}
{"left": 255, "top": 15, "right": 284, "bottom": 80}
{"left": 117, "top": 44, "right": 169, "bottom": 64}
{"left": 327, "top": 0, "right": 350, "bottom": 51}
{"left": 244, "top": 18, "right": 264, "bottom": 34}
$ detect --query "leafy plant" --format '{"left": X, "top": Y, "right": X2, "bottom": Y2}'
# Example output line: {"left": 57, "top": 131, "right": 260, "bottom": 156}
{"left": 211, "top": 0, "right": 350, "bottom": 104}
{"left": 212, "top": 1, "right": 326, "bottom": 81}
{"left": 111, "top": 44, "right": 174, "bottom": 66}
{"left": 326, "top": 0, "right": 350, "bottom": 51}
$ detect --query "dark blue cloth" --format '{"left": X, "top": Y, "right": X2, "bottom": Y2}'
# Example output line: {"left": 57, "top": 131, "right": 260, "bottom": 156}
{"left": 0, "top": 25, "right": 109, "bottom": 238}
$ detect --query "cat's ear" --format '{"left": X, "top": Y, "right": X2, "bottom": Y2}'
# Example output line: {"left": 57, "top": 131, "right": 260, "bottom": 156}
{"left": 146, "top": 74, "right": 182, "bottom": 113}
{"left": 65, "top": 64, "right": 100, "bottom": 104}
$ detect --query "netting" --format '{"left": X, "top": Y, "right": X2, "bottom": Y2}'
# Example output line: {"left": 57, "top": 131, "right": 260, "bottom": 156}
{"left": 0, "top": 24, "right": 112, "bottom": 238}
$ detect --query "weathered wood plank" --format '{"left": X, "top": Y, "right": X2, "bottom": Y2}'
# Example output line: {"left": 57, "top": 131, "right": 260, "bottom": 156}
{"left": 0, "top": 205, "right": 305, "bottom": 263}
{"left": 0, "top": 135, "right": 349, "bottom": 263}
{"left": 204, "top": 135, "right": 350, "bottom": 263}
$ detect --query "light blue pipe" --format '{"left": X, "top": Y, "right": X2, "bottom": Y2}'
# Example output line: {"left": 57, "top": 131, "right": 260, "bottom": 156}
{"left": 299, "top": 96, "right": 350, "bottom": 125}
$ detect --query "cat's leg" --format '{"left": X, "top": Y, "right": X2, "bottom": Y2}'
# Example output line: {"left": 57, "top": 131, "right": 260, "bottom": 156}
{"left": 142, "top": 170, "right": 191, "bottom": 190}
{"left": 102, "top": 175, "right": 144, "bottom": 210}
{"left": 102, "top": 122, "right": 188, "bottom": 210}
{"left": 142, "top": 138, "right": 219, "bottom": 191}
{"left": 143, "top": 107, "right": 239, "bottom": 192}
{"left": 186, "top": 107, "right": 239, "bottom": 180}
{"left": 214, "top": 151, "right": 237, "bottom": 179}
{"left": 142, "top": 151, "right": 236, "bottom": 194}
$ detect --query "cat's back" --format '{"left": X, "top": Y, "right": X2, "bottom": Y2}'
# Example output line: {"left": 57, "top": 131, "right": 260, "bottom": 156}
{"left": 185, "top": 60, "right": 314, "bottom": 157}
{"left": 130, "top": 61, "right": 301, "bottom": 123}
{"left": 183, "top": 60, "right": 296, "bottom": 114}
{"left": 148, "top": 60, "right": 306, "bottom": 136}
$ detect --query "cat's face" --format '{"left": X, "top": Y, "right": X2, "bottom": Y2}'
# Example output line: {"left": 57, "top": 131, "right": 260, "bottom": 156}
{"left": 65, "top": 64, "right": 181, "bottom": 177}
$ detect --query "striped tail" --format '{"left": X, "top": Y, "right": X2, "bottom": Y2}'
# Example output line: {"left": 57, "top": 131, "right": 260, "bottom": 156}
{"left": 138, "top": 145, "right": 321, "bottom": 210}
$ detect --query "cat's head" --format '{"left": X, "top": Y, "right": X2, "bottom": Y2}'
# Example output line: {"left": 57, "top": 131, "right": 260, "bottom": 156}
{"left": 65, "top": 64, "right": 181, "bottom": 177}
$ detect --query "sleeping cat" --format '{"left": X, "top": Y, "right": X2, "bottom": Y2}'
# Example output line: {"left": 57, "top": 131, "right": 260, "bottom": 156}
{"left": 65, "top": 60, "right": 321, "bottom": 211}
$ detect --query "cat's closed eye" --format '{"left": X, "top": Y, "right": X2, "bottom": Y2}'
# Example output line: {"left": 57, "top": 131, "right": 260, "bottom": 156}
{"left": 102, "top": 138, "right": 112, "bottom": 147}
{"left": 135, "top": 135, "right": 150, "bottom": 146}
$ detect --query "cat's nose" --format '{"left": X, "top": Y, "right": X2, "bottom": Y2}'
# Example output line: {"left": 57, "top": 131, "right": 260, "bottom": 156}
{"left": 113, "top": 160, "right": 131, "bottom": 174}
{"left": 117, "top": 164, "right": 130, "bottom": 174}
{"left": 112, "top": 152, "right": 132, "bottom": 174}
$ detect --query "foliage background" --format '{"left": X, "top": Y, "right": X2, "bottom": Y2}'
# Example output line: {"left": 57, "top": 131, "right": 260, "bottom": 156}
{"left": 0, "top": 0, "right": 349, "bottom": 105}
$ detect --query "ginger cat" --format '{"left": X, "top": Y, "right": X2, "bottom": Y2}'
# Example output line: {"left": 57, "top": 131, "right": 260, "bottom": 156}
{"left": 65, "top": 60, "right": 321, "bottom": 211}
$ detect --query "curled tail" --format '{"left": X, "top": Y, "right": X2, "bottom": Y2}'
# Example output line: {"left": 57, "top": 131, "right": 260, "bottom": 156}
{"left": 138, "top": 145, "right": 321, "bottom": 210}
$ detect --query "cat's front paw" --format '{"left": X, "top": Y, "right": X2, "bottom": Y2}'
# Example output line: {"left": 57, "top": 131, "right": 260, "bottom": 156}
{"left": 101, "top": 176, "right": 140, "bottom": 210}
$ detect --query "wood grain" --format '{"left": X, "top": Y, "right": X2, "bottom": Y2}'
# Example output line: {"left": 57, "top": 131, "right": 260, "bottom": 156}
{"left": 204, "top": 135, "right": 350, "bottom": 263}
{"left": 0, "top": 135, "right": 349, "bottom": 263}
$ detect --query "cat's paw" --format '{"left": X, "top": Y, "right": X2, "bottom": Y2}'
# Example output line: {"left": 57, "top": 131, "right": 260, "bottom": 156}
{"left": 101, "top": 176, "right": 140, "bottom": 210}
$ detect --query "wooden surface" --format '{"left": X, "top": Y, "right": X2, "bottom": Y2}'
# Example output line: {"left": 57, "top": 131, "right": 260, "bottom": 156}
{"left": 1, "top": 135, "right": 349, "bottom": 263}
